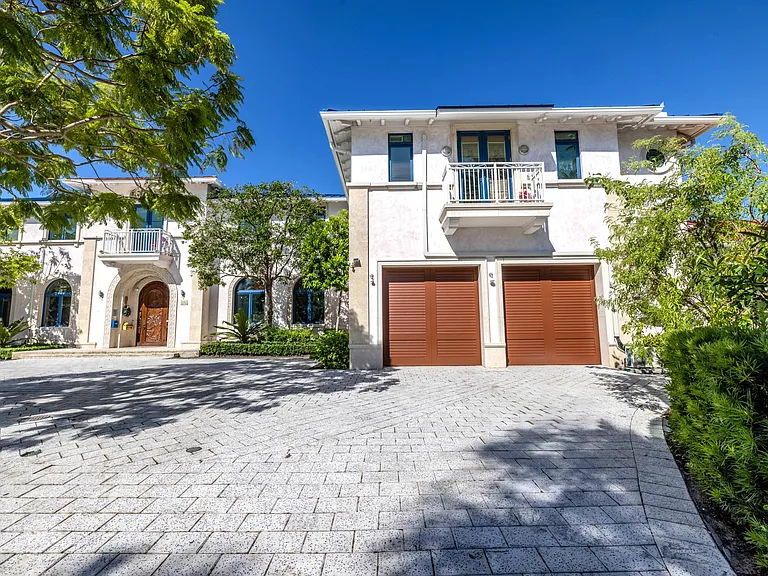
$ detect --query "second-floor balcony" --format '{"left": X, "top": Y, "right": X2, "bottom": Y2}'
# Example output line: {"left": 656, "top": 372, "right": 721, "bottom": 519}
{"left": 440, "top": 162, "right": 552, "bottom": 235}
{"left": 99, "top": 228, "right": 180, "bottom": 269}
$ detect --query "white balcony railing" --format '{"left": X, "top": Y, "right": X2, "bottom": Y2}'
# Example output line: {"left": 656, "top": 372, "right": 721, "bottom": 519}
{"left": 443, "top": 162, "right": 545, "bottom": 203}
{"left": 102, "top": 228, "right": 175, "bottom": 256}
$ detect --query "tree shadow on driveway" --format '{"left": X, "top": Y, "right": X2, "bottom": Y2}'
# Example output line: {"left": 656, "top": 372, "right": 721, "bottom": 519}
{"left": 0, "top": 357, "right": 401, "bottom": 455}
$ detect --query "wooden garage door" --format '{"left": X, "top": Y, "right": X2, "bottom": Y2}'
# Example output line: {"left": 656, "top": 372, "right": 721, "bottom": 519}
{"left": 383, "top": 267, "right": 481, "bottom": 366}
{"left": 503, "top": 266, "right": 600, "bottom": 365}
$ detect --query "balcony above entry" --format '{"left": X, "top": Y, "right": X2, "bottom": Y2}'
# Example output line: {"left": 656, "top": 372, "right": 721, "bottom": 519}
{"left": 439, "top": 162, "right": 552, "bottom": 235}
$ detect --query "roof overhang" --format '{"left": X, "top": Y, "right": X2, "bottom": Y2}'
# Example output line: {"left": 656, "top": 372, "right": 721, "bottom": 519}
{"left": 320, "top": 104, "right": 722, "bottom": 193}
{"left": 62, "top": 176, "right": 224, "bottom": 192}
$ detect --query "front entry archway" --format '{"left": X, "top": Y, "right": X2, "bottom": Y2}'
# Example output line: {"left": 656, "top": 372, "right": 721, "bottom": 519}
{"left": 138, "top": 281, "right": 169, "bottom": 346}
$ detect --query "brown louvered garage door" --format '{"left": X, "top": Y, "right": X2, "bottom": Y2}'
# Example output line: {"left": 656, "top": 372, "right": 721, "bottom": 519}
{"left": 383, "top": 267, "right": 481, "bottom": 366}
{"left": 503, "top": 266, "right": 600, "bottom": 365}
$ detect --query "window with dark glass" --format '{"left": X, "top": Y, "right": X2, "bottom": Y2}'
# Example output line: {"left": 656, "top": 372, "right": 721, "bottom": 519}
{"left": 135, "top": 206, "right": 164, "bottom": 229}
{"left": 555, "top": 131, "right": 581, "bottom": 179}
{"left": 388, "top": 134, "right": 413, "bottom": 182}
{"left": 47, "top": 216, "right": 77, "bottom": 241}
{"left": 42, "top": 279, "right": 71, "bottom": 327}
{"left": 0, "top": 289, "right": 11, "bottom": 326}
{"left": 233, "top": 278, "right": 265, "bottom": 324}
{"left": 293, "top": 280, "right": 324, "bottom": 324}
{"left": 2, "top": 227, "right": 19, "bottom": 242}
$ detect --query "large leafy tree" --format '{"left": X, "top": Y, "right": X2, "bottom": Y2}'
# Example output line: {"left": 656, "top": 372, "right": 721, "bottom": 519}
{"left": 587, "top": 116, "right": 768, "bottom": 353}
{"left": 185, "top": 181, "right": 321, "bottom": 326}
{"left": 297, "top": 208, "right": 348, "bottom": 329}
{"left": 0, "top": 248, "right": 39, "bottom": 289}
{"left": 0, "top": 0, "right": 253, "bottom": 228}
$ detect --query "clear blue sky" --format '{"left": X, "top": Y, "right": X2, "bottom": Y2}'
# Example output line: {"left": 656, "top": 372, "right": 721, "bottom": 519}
{"left": 78, "top": 0, "right": 768, "bottom": 197}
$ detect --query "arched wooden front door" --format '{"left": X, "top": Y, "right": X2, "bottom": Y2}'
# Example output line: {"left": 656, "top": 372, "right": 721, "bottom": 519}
{"left": 138, "top": 281, "right": 169, "bottom": 346}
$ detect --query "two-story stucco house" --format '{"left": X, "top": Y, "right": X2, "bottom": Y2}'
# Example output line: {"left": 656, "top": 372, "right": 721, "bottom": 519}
{"left": 320, "top": 104, "right": 720, "bottom": 369}
{"left": 0, "top": 177, "right": 347, "bottom": 349}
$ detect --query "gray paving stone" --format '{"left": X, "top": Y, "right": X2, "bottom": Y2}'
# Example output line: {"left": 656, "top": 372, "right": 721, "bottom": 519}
{"left": 148, "top": 532, "right": 209, "bottom": 553}
{"left": 538, "top": 546, "right": 606, "bottom": 572}
{"left": 45, "top": 553, "right": 116, "bottom": 576}
{"left": 302, "top": 530, "right": 353, "bottom": 553}
{"left": 0, "top": 532, "right": 67, "bottom": 553}
{"left": 199, "top": 532, "right": 256, "bottom": 554}
{"left": 331, "top": 511, "right": 378, "bottom": 530}
{"left": 210, "top": 553, "right": 272, "bottom": 576}
{"left": 379, "top": 550, "right": 433, "bottom": 576}
{"left": 591, "top": 545, "right": 665, "bottom": 571}
{"left": 267, "top": 553, "right": 324, "bottom": 576}
{"left": 98, "top": 553, "right": 168, "bottom": 575}
{"left": 253, "top": 531, "right": 306, "bottom": 553}
{"left": 486, "top": 547, "right": 548, "bottom": 573}
{"left": 154, "top": 553, "right": 220, "bottom": 576}
{"left": 0, "top": 553, "right": 64, "bottom": 575}
{"left": 404, "top": 528, "right": 455, "bottom": 550}
{"left": 286, "top": 512, "right": 334, "bottom": 531}
{"left": 452, "top": 527, "right": 506, "bottom": 548}
{"left": 353, "top": 529, "right": 404, "bottom": 551}
{"left": 432, "top": 549, "right": 491, "bottom": 575}
{"left": 99, "top": 532, "right": 162, "bottom": 554}
{"left": 240, "top": 513, "right": 289, "bottom": 531}
{"left": 322, "top": 552, "right": 377, "bottom": 576}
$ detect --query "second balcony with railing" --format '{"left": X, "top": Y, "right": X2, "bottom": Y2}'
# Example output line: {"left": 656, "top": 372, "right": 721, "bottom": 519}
{"left": 99, "top": 228, "right": 180, "bottom": 269}
{"left": 440, "top": 162, "right": 552, "bottom": 235}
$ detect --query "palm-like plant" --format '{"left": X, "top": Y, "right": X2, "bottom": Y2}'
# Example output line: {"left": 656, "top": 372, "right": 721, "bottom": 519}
{"left": 212, "top": 310, "right": 264, "bottom": 343}
{"left": 0, "top": 318, "right": 30, "bottom": 347}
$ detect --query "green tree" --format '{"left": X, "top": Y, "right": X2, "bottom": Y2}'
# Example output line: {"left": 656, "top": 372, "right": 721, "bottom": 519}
{"left": 185, "top": 181, "right": 321, "bottom": 326}
{"left": 0, "top": 248, "right": 39, "bottom": 289}
{"left": 587, "top": 115, "right": 768, "bottom": 354}
{"left": 0, "top": 0, "right": 253, "bottom": 227}
{"left": 297, "top": 209, "right": 348, "bottom": 329}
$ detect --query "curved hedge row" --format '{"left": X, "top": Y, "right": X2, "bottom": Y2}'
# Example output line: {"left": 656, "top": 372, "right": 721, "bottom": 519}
{"left": 662, "top": 326, "right": 768, "bottom": 565}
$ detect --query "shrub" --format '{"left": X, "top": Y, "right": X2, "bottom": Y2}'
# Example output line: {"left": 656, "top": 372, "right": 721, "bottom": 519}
{"left": 661, "top": 326, "right": 768, "bottom": 565}
{"left": 0, "top": 344, "right": 68, "bottom": 360}
{"left": 200, "top": 337, "right": 316, "bottom": 358}
{"left": 310, "top": 329, "right": 349, "bottom": 369}
{"left": 0, "top": 318, "right": 30, "bottom": 347}
{"left": 212, "top": 310, "right": 264, "bottom": 343}
{"left": 261, "top": 326, "right": 316, "bottom": 346}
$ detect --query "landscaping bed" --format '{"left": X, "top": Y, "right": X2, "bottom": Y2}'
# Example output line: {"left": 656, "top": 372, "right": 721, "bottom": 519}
{"left": 0, "top": 344, "right": 68, "bottom": 360}
{"left": 200, "top": 327, "right": 349, "bottom": 369}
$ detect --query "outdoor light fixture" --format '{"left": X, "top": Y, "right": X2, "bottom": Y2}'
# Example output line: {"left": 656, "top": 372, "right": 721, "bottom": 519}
{"left": 440, "top": 146, "right": 452, "bottom": 157}
{"left": 351, "top": 257, "right": 361, "bottom": 268}
{"left": 181, "top": 290, "right": 186, "bottom": 298}
{"left": 519, "top": 144, "right": 530, "bottom": 155}
{"left": 98, "top": 290, "right": 104, "bottom": 299}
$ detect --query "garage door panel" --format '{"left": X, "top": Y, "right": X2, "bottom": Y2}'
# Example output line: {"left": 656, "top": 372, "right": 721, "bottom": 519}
{"left": 503, "top": 267, "right": 548, "bottom": 364}
{"left": 504, "top": 265, "right": 600, "bottom": 365}
{"left": 385, "top": 267, "right": 480, "bottom": 366}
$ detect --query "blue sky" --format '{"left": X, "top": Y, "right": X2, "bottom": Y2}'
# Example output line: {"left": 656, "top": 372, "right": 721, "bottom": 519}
{"left": 214, "top": 0, "right": 767, "bottom": 196}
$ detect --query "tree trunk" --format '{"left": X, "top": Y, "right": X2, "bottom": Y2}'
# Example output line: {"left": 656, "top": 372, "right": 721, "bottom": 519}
{"left": 265, "top": 281, "right": 274, "bottom": 326}
{"left": 335, "top": 289, "right": 342, "bottom": 330}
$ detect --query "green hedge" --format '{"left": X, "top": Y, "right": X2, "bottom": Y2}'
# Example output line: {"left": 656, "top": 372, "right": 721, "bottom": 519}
{"left": 310, "top": 330, "right": 349, "bottom": 369}
{"left": 0, "top": 344, "right": 68, "bottom": 360}
{"left": 662, "top": 326, "right": 768, "bottom": 565}
{"left": 200, "top": 340, "right": 315, "bottom": 357}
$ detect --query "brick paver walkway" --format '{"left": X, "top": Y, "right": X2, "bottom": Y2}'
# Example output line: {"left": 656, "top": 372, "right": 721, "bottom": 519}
{"left": 0, "top": 358, "right": 731, "bottom": 575}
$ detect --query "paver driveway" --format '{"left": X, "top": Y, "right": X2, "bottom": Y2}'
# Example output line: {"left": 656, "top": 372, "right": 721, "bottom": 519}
{"left": 0, "top": 358, "right": 731, "bottom": 575}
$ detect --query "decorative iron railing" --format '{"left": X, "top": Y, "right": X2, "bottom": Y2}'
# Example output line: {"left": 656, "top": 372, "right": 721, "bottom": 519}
{"left": 102, "top": 228, "right": 175, "bottom": 256}
{"left": 443, "top": 162, "right": 545, "bottom": 203}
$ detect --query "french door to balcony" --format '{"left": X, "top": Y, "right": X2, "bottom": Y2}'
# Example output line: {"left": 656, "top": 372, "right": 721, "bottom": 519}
{"left": 457, "top": 131, "right": 511, "bottom": 201}
{"left": 133, "top": 207, "right": 164, "bottom": 253}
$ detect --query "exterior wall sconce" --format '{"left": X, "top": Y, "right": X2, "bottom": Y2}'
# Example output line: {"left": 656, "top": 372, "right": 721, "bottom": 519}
{"left": 350, "top": 257, "right": 361, "bottom": 268}
{"left": 181, "top": 290, "right": 186, "bottom": 298}
{"left": 519, "top": 144, "right": 530, "bottom": 155}
{"left": 441, "top": 146, "right": 452, "bottom": 157}
{"left": 98, "top": 290, "right": 104, "bottom": 299}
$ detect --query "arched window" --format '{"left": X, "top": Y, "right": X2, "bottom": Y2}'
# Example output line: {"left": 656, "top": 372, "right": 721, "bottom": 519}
{"left": 0, "top": 288, "right": 11, "bottom": 326}
{"left": 293, "top": 280, "right": 324, "bottom": 325}
{"left": 233, "top": 278, "right": 265, "bottom": 324}
{"left": 43, "top": 280, "right": 72, "bottom": 327}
